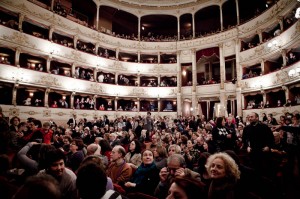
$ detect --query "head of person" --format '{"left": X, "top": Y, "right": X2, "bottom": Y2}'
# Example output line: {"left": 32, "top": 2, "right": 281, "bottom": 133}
{"left": 10, "top": 116, "right": 20, "bottom": 127}
{"left": 166, "top": 176, "right": 206, "bottom": 199}
{"left": 76, "top": 162, "right": 107, "bottom": 199}
{"left": 205, "top": 152, "right": 240, "bottom": 182}
{"left": 154, "top": 145, "right": 168, "bottom": 159}
{"left": 42, "top": 122, "right": 51, "bottom": 131}
{"left": 111, "top": 145, "right": 126, "bottom": 162}
{"left": 216, "top": 117, "right": 225, "bottom": 128}
{"left": 99, "top": 139, "right": 112, "bottom": 154}
{"left": 129, "top": 140, "right": 141, "bottom": 154}
{"left": 13, "top": 174, "right": 61, "bottom": 199}
{"left": 44, "top": 149, "right": 66, "bottom": 178}
{"left": 249, "top": 112, "right": 259, "bottom": 124}
{"left": 87, "top": 143, "right": 101, "bottom": 156}
{"left": 109, "top": 133, "right": 117, "bottom": 142}
{"left": 142, "top": 149, "right": 154, "bottom": 165}
{"left": 168, "top": 144, "right": 181, "bottom": 156}
{"left": 167, "top": 154, "right": 186, "bottom": 177}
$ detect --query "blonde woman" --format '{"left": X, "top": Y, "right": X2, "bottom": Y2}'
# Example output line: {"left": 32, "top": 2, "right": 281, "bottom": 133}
{"left": 206, "top": 152, "right": 241, "bottom": 199}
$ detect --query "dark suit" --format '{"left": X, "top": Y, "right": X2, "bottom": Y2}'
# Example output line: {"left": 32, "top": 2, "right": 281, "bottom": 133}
{"left": 67, "top": 118, "right": 77, "bottom": 127}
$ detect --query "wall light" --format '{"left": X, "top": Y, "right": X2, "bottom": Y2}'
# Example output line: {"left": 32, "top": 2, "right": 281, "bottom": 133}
{"left": 29, "top": 92, "right": 34, "bottom": 97}
{"left": 182, "top": 70, "right": 186, "bottom": 76}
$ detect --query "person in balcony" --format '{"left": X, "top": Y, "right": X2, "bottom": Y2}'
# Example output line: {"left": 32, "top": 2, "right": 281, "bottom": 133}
{"left": 98, "top": 73, "right": 104, "bottom": 83}
{"left": 166, "top": 102, "right": 173, "bottom": 111}
{"left": 284, "top": 99, "right": 292, "bottom": 107}
{"left": 51, "top": 101, "right": 58, "bottom": 108}
{"left": 24, "top": 98, "right": 32, "bottom": 106}
{"left": 99, "top": 104, "right": 105, "bottom": 111}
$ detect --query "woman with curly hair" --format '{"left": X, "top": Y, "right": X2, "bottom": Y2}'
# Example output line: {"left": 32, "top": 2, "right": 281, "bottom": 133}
{"left": 205, "top": 152, "right": 240, "bottom": 199}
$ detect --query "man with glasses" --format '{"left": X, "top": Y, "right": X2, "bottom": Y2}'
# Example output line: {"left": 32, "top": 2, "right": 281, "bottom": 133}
{"left": 154, "top": 154, "right": 201, "bottom": 199}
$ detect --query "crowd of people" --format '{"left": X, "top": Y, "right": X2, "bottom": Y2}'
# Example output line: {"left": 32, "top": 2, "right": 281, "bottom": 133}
{"left": 0, "top": 106, "right": 300, "bottom": 199}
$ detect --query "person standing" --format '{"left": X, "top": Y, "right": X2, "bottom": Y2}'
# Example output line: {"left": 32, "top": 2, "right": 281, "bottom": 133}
{"left": 242, "top": 112, "right": 274, "bottom": 176}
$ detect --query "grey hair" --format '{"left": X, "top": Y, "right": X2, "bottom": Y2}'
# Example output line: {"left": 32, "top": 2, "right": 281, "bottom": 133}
{"left": 167, "top": 154, "right": 186, "bottom": 167}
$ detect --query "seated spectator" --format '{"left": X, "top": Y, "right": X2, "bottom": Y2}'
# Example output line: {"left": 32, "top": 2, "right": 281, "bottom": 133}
{"left": 154, "top": 154, "right": 201, "bottom": 199}
{"left": 124, "top": 149, "right": 160, "bottom": 196}
{"left": 66, "top": 139, "right": 85, "bottom": 172}
{"left": 106, "top": 145, "right": 132, "bottom": 185}
{"left": 153, "top": 145, "right": 168, "bottom": 170}
{"left": 125, "top": 140, "right": 142, "bottom": 170}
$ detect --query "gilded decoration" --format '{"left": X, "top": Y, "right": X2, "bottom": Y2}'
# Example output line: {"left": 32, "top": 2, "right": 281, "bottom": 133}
{"left": 273, "top": 71, "right": 289, "bottom": 84}
{"left": 9, "top": 108, "right": 19, "bottom": 117}
{"left": 169, "top": 88, "right": 178, "bottom": 95}
{"left": 56, "top": 112, "right": 68, "bottom": 117}
{"left": 36, "top": 75, "right": 61, "bottom": 87}
{"left": 131, "top": 88, "right": 147, "bottom": 97}
{"left": 65, "top": 50, "right": 87, "bottom": 62}
{"left": 43, "top": 110, "right": 51, "bottom": 117}
{"left": 23, "top": 110, "right": 39, "bottom": 116}
{"left": 2, "top": 32, "right": 36, "bottom": 49}
{"left": 88, "top": 84, "right": 104, "bottom": 93}
{"left": 111, "top": 61, "right": 126, "bottom": 71}
{"left": 148, "top": 64, "right": 172, "bottom": 73}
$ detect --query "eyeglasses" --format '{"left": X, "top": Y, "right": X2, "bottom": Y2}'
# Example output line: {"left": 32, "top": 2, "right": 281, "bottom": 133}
{"left": 167, "top": 167, "right": 179, "bottom": 173}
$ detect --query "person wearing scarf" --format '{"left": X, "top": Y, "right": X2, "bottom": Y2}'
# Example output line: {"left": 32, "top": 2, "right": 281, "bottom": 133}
{"left": 124, "top": 149, "right": 160, "bottom": 196}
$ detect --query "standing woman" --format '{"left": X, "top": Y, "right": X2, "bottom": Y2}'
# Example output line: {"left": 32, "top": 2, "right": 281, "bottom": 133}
{"left": 124, "top": 149, "right": 160, "bottom": 196}
{"left": 124, "top": 140, "right": 142, "bottom": 170}
{"left": 206, "top": 152, "right": 240, "bottom": 199}
{"left": 212, "top": 117, "right": 236, "bottom": 152}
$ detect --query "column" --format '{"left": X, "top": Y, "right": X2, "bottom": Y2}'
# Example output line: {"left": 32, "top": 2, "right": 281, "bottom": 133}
{"left": 220, "top": 5, "right": 223, "bottom": 31}
{"left": 116, "top": 48, "right": 119, "bottom": 60}
{"left": 95, "top": 42, "right": 100, "bottom": 55}
{"left": 115, "top": 72, "right": 118, "bottom": 84}
{"left": 18, "top": 13, "right": 24, "bottom": 31}
{"left": 219, "top": 90, "right": 227, "bottom": 117}
{"left": 236, "top": 88, "right": 242, "bottom": 116}
{"left": 137, "top": 74, "right": 140, "bottom": 86}
{"left": 44, "top": 88, "right": 50, "bottom": 107}
{"left": 241, "top": 94, "right": 245, "bottom": 110}
{"left": 158, "top": 52, "right": 161, "bottom": 63}
{"left": 262, "top": 91, "right": 266, "bottom": 106}
{"left": 46, "top": 57, "right": 51, "bottom": 73}
{"left": 260, "top": 59, "right": 265, "bottom": 75}
{"left": 177, "top": 16, "right": 180, "bottom": 40}
{"left": 138, "top": 16, "right": 141, "bottom": 41}
{"left": 177, "top": 50, "right": 182, "bottom": 116}
{"left": 49, "top": 25, "right": 55, "bottom": 41}
{"left": 137, "top": 98, "right": 140, "bottom": 112}
{"left": 235, "top": 39, "right": 242, "bottom": 87}
{"left": 257, "top": 29, "right": 263, "bottom": 43}
{"left": 277, "top": 16, "right": 284, "bottom": 31}
{"left": 115, "top": 97, "right": 118, "bottom": 111}
{"left": 282, "top": 86, "right": 289, "bottom": 102}
{"left": 71, "top": 63, "right": 76, "bottom": 77}
{"left": 158, "top": 75, "right": 161, "bottom": 86}
{"left": 191, "top": 49, "right": 197, "bottom": 116}
{"left": 15, "top": 47, "right": 21, "bottom": 66}
{"left": 192, "top": 13, "right": 195, "bottom": 38}
{"left": 207, "top": 101, "right": 210, "bottom": 119}
{"left": 74, "top": 35, "right": 78, "bottom": 49}
{"left": 70, "top": 92, "right": 75, "bottom": 109}
{"left": 12, "top": 83, "right": 18, "bottom": 106}
{"left": 281, "top": 49, "right": 287, "bottom": 67}
{"left": 95, "top": 4, "right": 100, "bottom": 30}
{"left": 235, "top": 0, "right": 240, "bottom": 25}
{"left": 93, "top": 68, "right": 97, "bottom": 81}
{"left": 158, "top": 99, "right": 161, "bottom": 112}
{"left": 51, "top": 0, "right": 55, "bottom": 11}
{"left": 137, "top": 51, "right": 141, "bottom": 63}
{"left": 219, "top": 43, "right": 225, "bottom": 89}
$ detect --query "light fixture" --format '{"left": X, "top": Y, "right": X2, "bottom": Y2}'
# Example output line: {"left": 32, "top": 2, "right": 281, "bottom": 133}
{"left": 29, "top": 92, "right": 34, "bottom": 97}
{"left": 295, "top": 7, "right": 300, "bottom": 19}
{"left": 62, "top": 96, "right": 66, "bottom": 100}
{"left": 182, "top": 70, "right": 186, "bottom": 76}
{"left": 288, "top": 69, "right": 296, "bottom": 76}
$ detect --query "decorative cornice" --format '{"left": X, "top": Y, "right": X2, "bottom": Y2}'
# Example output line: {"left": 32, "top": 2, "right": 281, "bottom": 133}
{"left": 35, "top": 75, "right": 62, "bottom": 87}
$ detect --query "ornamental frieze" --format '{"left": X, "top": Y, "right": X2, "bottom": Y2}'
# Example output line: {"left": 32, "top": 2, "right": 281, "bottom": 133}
{"left": 273, "top": 71, "right": 289, "bottom": 84}
{"left": 36, "top": 75, "right": 61, "bottom": 87}
{"left": 2, "top": 32, "right": 36, "bottom": 49}
{"left": 130, "top": 88, "right": 147, "bottom": 97}
{"left": 88, "top": 84, "right": 104, "bottom": 93}
{"left": 65, "top": 50, "right": 87, "bottom": 62}
{"left": 148, "top": 64, "right": 173, "bottom": 73}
